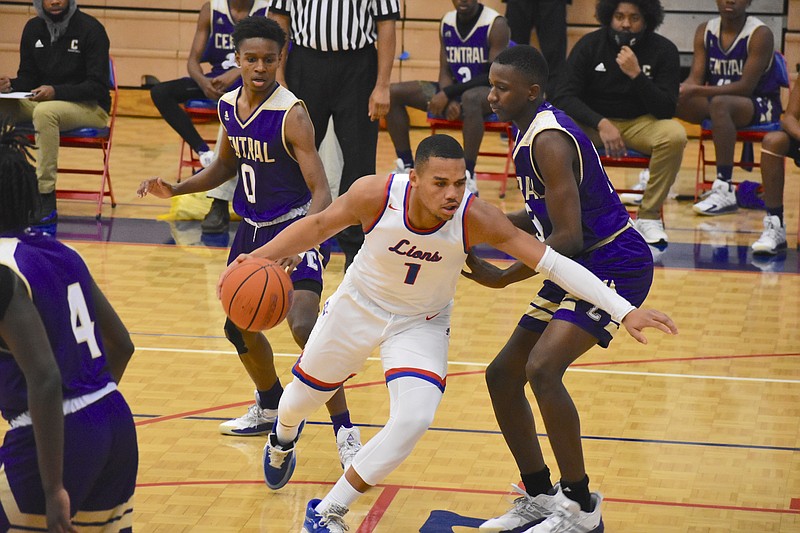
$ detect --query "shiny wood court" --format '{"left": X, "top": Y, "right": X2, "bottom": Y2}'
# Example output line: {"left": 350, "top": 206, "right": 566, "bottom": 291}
{"left": 2, "top": 116, "right": 799, "bottom": 532}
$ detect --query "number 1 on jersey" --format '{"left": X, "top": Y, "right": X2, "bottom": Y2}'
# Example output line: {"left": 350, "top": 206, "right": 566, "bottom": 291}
{"left": 403, "top": 263, "right": 421, "bottom": 285}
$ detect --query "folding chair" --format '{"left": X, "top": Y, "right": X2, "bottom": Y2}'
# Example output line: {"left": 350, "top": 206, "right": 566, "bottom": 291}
{"left": 177, "top": 98, "right": 219, "bottom": 182}
{"left": 427, "top": 113, "right": 515, "bottom": 198}
{"left": 694, "top": 119, "right": 782, "bottom": 201}
{"left": 597, "top": 148, "right": 663, "bottom": 221}
{"left": 53, "top": 56, "right": 118, "bottom": 219}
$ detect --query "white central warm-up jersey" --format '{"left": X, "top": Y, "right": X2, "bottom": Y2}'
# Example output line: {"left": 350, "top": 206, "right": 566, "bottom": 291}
{"left": 347, "top": 173, "right": 474, "bottom": 315}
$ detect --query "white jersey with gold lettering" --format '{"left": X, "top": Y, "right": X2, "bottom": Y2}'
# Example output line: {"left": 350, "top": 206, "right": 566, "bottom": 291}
{"left": 346, "top": 173, "right": 473, "bottom": 315}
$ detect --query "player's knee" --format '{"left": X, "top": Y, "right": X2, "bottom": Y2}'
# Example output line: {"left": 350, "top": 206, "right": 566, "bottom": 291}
{"left": 288, "top": 319, "right": 314, "bottom": 348}
{"left": 393, "top": 409, "right": 433, "bottom": 443}
{"left": 525, "top": 356, "right": 565, "bottom": 397}
{"left": 664, "top": 122, "right": 688, "bottom": 148}
{"left": 485, "top": 357, "right": 507, "bottom": 392}
{"left": 30, "top": 102, "right": 59, "bottom": 124}
{"left": 762, "top": 130, "right": 789, "bottom": 154}
{"left": 223, "top": 318, "right": 248, "bottom": 355}
{"left": 149, "top": 83, "right": 167, "bottom": 105}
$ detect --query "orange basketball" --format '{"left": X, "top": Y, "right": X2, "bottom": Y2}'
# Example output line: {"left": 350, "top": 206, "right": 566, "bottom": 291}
{"left": 220, "top": 257, "right": 294, "bottom": 331}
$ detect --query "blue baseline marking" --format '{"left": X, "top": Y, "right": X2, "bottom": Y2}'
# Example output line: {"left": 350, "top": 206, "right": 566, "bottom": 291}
{"left": 130, "top": 415, "right": 800, "bottom": 453}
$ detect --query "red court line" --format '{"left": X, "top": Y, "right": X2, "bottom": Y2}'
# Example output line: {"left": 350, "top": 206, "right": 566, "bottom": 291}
{"left": 357, "top": 485, "right": 400, "bottom": 533}
{"left": 134, "top": 400, "right": 251, "bottom": 427}
{"left": 133, "top": 351, "right": 799, "bottom": 428}
{"left": 573, "top": 352, "right": 800, "bottom": 367}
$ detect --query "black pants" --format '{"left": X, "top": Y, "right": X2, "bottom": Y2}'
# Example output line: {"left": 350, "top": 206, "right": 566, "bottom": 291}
{"left": 150, "top": 77, "right": 211, "bottom": 154}
{"left": 505, "top": 0, "right": 568, "bottom": 95}
{"left": 285, "top": 45, "right": 379, "bottom": 262}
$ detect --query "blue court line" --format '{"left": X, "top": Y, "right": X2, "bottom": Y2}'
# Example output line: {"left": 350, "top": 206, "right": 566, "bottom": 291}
{"left": 48, "top": 215, "right": 800, "bottom": 274}
{"left": 129, "top": 415, "right": 800, "bottom": 453}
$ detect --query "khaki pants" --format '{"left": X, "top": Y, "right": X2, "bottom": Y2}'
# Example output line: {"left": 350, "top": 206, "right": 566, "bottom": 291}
{"left": 0, "top": 99, "right": 108, "bottom": 194}
{"left": 581, "top": 115, "right": 687, "bottom": 220}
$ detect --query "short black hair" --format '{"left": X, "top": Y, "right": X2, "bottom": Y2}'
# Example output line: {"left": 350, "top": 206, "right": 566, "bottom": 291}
{"left": 0, "top": 116, "right": 38, "bottom": 232}
{"left": 493, "top": 45, "right": 549, "bottom": 89}
{"left": 595, "top": 0, "right": 665, "bottom": 32}
{"left": 415, "top": 134, "right": 464, "bottom": 168}
{"left": 232, "top": 16, "right": 286, "bottom": 51}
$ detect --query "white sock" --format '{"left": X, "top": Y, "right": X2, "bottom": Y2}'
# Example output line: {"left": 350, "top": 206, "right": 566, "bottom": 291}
{"left": 276, "top": 421, "right": 299, "bottom": 446}
{"left": 316, "top": 475, "right": 363, "bottom": 513}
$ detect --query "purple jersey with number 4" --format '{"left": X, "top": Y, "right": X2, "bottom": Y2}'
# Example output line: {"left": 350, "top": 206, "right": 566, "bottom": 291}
{"left": 0, "top": 232, "right": 112, "bottom": 422}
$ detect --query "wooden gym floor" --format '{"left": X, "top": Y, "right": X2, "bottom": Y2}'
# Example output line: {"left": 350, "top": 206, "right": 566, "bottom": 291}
{"left": 3, "top": 116, "right": 799, "bottom": 532}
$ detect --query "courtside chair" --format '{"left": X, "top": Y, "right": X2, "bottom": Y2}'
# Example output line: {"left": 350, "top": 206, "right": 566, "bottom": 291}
{"left": 51, "top": 56, "right": 118, "bottom": 219}
{"left": 427, "top": 113, "right": 515, "bottom": 198}
{"left": 596, "top": 147, "right": 663, "bottom": 222}
{"left": 695, "top": 51, "right": 790, "bottom": 201}
{"left": 177, "top": 98, "right": 219, "bottom": 182}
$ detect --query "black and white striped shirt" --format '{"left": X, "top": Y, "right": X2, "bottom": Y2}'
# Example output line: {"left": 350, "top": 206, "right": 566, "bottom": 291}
{"left": 269, "top": 0, "right": 401, "bottom": 52}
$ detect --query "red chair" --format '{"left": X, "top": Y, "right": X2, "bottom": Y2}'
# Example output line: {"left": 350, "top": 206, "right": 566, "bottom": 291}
{"left": 695, "top": 119, "right": 782, "bottom": 201}
{"left": 597, "top": 148, "right": 662, "bottom": 221}
{"left": 49, "top": 56, "right": 118, "bottom": 219}
{"left": 427, "top": 114, "right": 515, "bottom": 198}
{"left": 177, "top": 99, "right": 219, "bottom": 182}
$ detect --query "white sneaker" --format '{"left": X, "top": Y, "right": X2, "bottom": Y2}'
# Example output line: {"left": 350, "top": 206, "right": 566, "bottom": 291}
{"left": 693, "top": 179, "right": 738, "bottom": 216}
{"left": 619, "top": 168, "right": 649, "bottom": 205}
{"left": 465, "top": 169, "right": 479, "bottom": 195}
{"left": 480, "top": 484, "right": 560, "bottom": 532}
{"left": 219, "top": 402, "right": 277, "bottom": 436}
{"left": 199, "top": 150, "right": 215, "bottom": 168}
{"left": 523, "top": 488, "right": 603, "bottom": 533}
{"left": 633, "top": 218, "right": 668, "bottom": 244}
{"left": 336, "top": 426, "right": 362, "bottom": 470}
{"left": 751, "top": 215, "right": 787, "bottom": 255}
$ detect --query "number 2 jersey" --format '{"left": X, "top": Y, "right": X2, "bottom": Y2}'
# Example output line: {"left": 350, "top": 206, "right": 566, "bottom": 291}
{"left": 440, "top": 4, "right": 500, "bottom": 83}
{"left": 513, "top": 101, "right": 632, "bottom": 252}
{"left": 0, "top": 232, "right": 113, "bottom": 423}
{"left": 202, "top": 0, "right": 269, "bottom": 78}
{"left": 218, "top": 83, "right": 312, "bottom": 224}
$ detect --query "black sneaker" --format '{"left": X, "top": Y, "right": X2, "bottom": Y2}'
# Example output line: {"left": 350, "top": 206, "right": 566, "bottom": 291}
{"left": 31, "top": 192, "right": 57, "bottom": 225}
{"left": 201, "top": 199, "right": 230, "bottom": 234}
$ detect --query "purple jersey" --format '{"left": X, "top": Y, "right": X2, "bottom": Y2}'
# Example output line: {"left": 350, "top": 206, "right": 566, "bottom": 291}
{"left": 704, "top": 16, "right": 785, "bottom": 99}
{"left": 0, "top": 232, "right": 113, "bottom": 422}
{"left": 218, "top": 84, "right": 313, "bottom": 223}
{"left": 513, "top": 101, "right": 632, "bottom": 251}
{"left": 201, "top": 0, "right": 269, "bottom": 78}
{"left": 440, "top": 5, "right": 500, "bottom": 83}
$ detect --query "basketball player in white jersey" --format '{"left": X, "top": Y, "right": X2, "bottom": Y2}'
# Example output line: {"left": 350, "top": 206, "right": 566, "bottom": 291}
{"left": 220, "top": 134, "right": 677, "bottom": 532}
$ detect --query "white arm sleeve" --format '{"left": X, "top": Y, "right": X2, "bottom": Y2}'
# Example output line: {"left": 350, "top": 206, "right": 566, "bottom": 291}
{"left": 535, "top": 246, "right": 636, "bottom": 323}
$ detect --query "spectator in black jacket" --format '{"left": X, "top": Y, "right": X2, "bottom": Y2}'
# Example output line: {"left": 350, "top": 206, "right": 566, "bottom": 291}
{"left": 553, "top": 0, "right": 686, "bottom": 245}
{"left": 0, "top": 0, "right": 110, "bottom": 222}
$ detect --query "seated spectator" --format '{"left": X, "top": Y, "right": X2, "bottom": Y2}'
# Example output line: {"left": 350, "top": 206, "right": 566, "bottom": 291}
{"left": 0, "top": 0, "right": 110, "bottom": 223}
{"left": 676, "top": 0, "right": 783, "bottom": 216}
{"left": 751, "top": 79, "right": 799, "bottom": 254}
{"left": 553, "top": 0, "right": 685, "bottom": 245}
{"left": 150, "top": 0, "right": 268, "bottom": 234}
{"left": 385, "top": 0, "right": 509, "bottom": 194}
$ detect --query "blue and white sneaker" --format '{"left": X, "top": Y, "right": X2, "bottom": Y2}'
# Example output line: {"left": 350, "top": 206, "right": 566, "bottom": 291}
{"left": 693, "top": 179, "right": 738, "bottom": 215}
{"left": 523, "top": 488, "right": 604, "bottom": 533}
{"left": 262, "top": 420, "right": 304, "bottom": 490}
{"left": 303, "top": 498, "right": 349, "bottom": 533}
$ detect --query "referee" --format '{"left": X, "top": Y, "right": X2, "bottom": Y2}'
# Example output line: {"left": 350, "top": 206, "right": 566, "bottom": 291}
{"left": 269, "top": 0, "right": 400, "bottom": 270}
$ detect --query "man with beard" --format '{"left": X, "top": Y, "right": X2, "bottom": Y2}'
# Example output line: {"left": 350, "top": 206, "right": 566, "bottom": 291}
{"left": 0, "top": 0, "right": 111, "bottom": 223}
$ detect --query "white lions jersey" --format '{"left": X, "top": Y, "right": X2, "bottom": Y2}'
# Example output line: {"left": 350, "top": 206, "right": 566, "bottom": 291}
{"left": 346, "top": 173, "right": 474, "bottom": 316}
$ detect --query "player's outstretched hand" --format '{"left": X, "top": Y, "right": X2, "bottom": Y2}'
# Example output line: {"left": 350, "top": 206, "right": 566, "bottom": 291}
{"left": 621, "top": 308, "right": 678, "bottom": 344}
{"left": 137, "top": 177, "right": 174, "bottom": 199}
{"left": 217, "top": 253, "right": 252, "bottom": 298}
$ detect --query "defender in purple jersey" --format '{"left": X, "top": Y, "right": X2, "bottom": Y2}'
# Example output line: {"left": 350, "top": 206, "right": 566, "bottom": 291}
{"left": 0, "top": 117, "right": 137, "bottom": 532}
{"left": 676, "top": 0, "right": 788, "bottom": 216}
{"left": 466, "top": 45, "right": 657, "bottom": 532}
{"left": 386, "top": 0, "right": 510, "bottom": 190}
{"left": 138, "top": 17, "right": 361, "bottom": 465}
